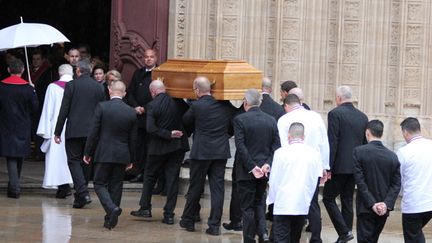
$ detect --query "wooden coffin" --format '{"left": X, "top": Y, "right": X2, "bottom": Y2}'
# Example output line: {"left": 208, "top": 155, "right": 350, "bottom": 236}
{"left": 152, "top": 59, "right": 262, "bottom": 100}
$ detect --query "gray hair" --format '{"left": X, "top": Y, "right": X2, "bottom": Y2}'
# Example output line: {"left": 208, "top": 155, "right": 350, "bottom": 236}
{"left": 262, "top": 77, "right": 272, "bottom": 90}
{"left": 110, "top": 80, "right": 126, "bottom": 93}
{"left": 289, "top": 122, "right": 305, "bottom": 138}
{"left": 288, "top": 87, "right": 304, "bottom": 101}
{"left": 77, "top": 58, "right": 92, "bottom": 75}
{"left": 150, "top": 79, "right": 165, "bottom": 91}
{"left": 245, "top": 89, "right": 262, "bottom": 106}
{"left": 58, "top": 64, "right": 73, "bottom": 77}
{"left": 194, "top": 76, "right": 211, "bottom": 93}
{"left": 336, "top": 86, "right": 352, "bottom": 100}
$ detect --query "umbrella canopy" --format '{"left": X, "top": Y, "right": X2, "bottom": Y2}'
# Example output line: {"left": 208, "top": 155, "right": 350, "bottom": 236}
{"left": 0, "top": 21, "right": 69, "bottom": 51}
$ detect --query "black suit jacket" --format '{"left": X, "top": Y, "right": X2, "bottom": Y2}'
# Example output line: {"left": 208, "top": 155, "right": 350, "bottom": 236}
{"left": 146, "top": 93, "right": 189, "bottom": 155}
{"left": 233, "top": 107, "right": 280, "bottom": 181}
{"left": 126, "top": 68, "right": 153, "bottom": 128}
{"left": 84, "top": 98, "right": 137, "bottom": 164}
{"left": 183, "top": 95, "right": 236, "bottom": 160}
{"left": 353, "top": 141, "right": 401, "bottom": 215}
{"left": 260, "top": 93, "right": 285, "bottom": 121}
{"left": 54, "top": 74, "right": 105, "bottom": 139}
{"left": 327, "top": 102, "right": 368, "bottom": 174}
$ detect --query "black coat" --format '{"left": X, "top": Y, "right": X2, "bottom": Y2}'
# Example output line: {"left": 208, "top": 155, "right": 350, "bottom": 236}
{"left": 126, "top": 68, "right": 153, "bottom": 128}
{"left": 183, "top": 95, "right": 236, "bottom": 160}
{"left": 233, "top": 107, "right": 280, "bottom": 181}
{"left": 84, "top": 98, "right": 137, "bottom": 164}
{"left": 260, "top": 93, "right": 285, "bottom": 121}
{"left": 146, "top": 92, "right": 189, "bottom": 155}
{"left": 353, "top": 141, "right": 401, "bottom": 215}
{"left": 327, "top": 102, "right": 368, "bottom": 174}
{"left": 54, "top": 74, "right": 105, "bottom": 139}
{"left": 0, "top": 80, "right": 38, "bottom": 157}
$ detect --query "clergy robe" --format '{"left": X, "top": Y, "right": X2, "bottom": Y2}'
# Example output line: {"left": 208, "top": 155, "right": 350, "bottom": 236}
{"left": 37, "top": 75, "right": 73, "bottom": 188}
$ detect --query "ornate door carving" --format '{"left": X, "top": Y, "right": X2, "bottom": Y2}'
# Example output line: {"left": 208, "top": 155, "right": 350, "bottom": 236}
{"left": 109, "top": 0, "right": 169, "bottom": 84}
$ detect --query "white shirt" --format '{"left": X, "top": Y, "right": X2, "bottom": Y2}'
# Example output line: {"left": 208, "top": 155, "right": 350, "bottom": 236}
{"left": 277, "top": 106, "right": 330, "bottom": 170}
{"left": 397, "top": 136, "right": 432, "bottom": 214}
{"left": 267, "top": 142, "right": 323, "bottom": 215}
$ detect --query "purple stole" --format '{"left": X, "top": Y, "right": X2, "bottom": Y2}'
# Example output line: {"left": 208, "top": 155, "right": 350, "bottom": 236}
{"left": 53, "top": 80, "right": 67, "bottom": 89}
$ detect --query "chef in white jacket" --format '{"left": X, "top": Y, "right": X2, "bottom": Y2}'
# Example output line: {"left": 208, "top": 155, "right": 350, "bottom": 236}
{"left": 37, "top": 64, "right": 73, "bottom": 198}
{"left": 267, "top": 122, "right": 322, "bottom": 242}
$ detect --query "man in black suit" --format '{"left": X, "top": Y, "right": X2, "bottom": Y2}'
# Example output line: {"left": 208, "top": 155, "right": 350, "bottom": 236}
{"left": 54, "top": 58, "right": 106, "bottom": 209}
{"left": 127, "top": 48, "right": 158, "bottom": 183}
{"left": 83, "top": 81, "right": 137, "bottom": 230}
{"left": 223, "top": 77, "right": 284, "bottom": 232}
{"left": 353, "top": 119, "right": 401, "bottom": 243}
{"left": 130, "top": 80, "right": 189, "bottom": 224}
{"left": 179, "top": 76, "right": 236, "bottom": 235}
{"left": 323, "top": 85, "right": 368, "bottom": 242}
{"left": 234, "top": 89, "right": 280, "bottom": 243}
{"left": 280, "top": 80, "right": 311, "bottom": 110}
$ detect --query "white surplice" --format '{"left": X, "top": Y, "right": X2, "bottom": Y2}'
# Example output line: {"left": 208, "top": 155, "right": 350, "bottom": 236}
{"left": 37, "top": 75, "right": 73, "bottom": 189}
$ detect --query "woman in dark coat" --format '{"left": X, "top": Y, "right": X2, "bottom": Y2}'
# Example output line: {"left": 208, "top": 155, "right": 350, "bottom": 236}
{"left": 0, "top": 58, "right": 38, "bottom": 198}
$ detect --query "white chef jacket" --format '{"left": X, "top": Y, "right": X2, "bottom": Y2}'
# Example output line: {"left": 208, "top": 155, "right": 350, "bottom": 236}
{"left": 277, "top": 106, "right": 330, "bottom": 170}
{"left": 397, "top": 136, "right": 432, "bottom": 214}
{"left": 267, "top": 142, "right": 323, "bottom": 215}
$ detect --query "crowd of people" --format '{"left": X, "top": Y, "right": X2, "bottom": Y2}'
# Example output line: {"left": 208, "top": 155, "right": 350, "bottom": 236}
{"left": 0, "top": 45, "right": 431, "bottom": 243}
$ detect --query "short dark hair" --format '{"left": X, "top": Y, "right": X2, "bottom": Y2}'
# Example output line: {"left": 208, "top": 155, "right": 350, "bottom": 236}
{"left": 8, "top": 58, "right": 24, "bottom": 74}
{"left": 92, "top": 63, "right": 107, "bottom": 75}
{"left": 78, "top": 43, "right": 91, "bottom": 54}
{"left": 32, "top": 49, "right": 45, "bottom": 58}
{"left": 400, "top": 117, "right": 421, "bottom": 134}
{"left": 281, "top": 80, "right": 297, "bottom": 92}
{"left": 77, "top": 58, "right": 92, "bottom": 75}
{"left": 366, "top": 120, "right": 384, "bottom": 138}
{"left": 283, "top": 93, "right": 301, "bottom": 106}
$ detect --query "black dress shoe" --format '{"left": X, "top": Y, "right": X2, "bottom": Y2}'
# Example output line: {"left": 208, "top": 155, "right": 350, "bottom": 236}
{"left": 73, "top": 194, "right": 92, "bottom": 208}
{"left": 335, "top": 231, "right": 354, "bottom": 243}
{"left": 162, "top": 217, "right": 174, "bottom": 225}
{"left": 105, "top": 207, "right": 122, "bottom": 230}
{"left": 222, "top": 221, "right": 242, "bottom": 231}
{"left": 194, "top": 215, "right": 201, "bottom": 222}
{"left": 7, "top": 191, "right": 20, "bottom": 199}
{"left": 205, "top": 227, "right": 220, "bottom": 236}
{"left": 130, "top": 208, "right": 152, "bottom": 218}
{"left": 56, "top": 186, "right": 72, "bottom": 199}
{"left": 259, "top": 233, "right": 271, "bottom": 243}
{"left": 129, "top": 174, "right": 143, "bottom": 183}
{"left": 179, "top": 220, "right": 195, "bottom": 232}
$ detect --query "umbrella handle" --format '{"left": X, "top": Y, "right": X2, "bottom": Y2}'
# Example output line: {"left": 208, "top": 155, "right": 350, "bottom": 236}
{"left": 23, "top": 45, "right": 33, "bottom": 86}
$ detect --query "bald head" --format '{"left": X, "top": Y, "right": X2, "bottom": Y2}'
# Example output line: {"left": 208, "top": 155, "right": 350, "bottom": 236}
{"left": 193, "top": 76, "right": 211, "bottom": 97}
{"left": 109, "top": 81, "right": 126, "bottom": 98}
{"left": 288, "top": 87, "right": 304, "bottom": 101}
{"left": 150, "top": 79, "right": 166, "bottom": 98}
{"left": 262, "top": 77, "right": 272, "bottom": 93}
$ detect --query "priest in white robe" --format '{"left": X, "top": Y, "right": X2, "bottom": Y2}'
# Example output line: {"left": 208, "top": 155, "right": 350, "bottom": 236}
{"left": 267, "top": 122, "right": 322, "bottom": 242}
{"left": 37, "top": 64, "right": 73, "bottom": 198}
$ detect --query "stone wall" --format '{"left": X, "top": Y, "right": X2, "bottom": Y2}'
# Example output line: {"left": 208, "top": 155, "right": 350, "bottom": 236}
{"left": 167, "top": 0, "right": 432, "bottom": 149}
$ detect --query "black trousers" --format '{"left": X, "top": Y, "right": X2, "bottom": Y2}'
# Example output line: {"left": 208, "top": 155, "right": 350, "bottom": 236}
{"left": 6, "top": 157, "right": 23, "bottom": 194}
{"left": 273, "top": 215, "right": 305, "bottom": 243}
{"left": 402, "top": 211, "right": 432, "bottom": 243}
{"left": 322, "top": 174, "right": 355, "bottom": 236}
{"left": 134, "top": 127, "right": 147, "bottom": 174}
{"left": 93, "top": 163, "right": 125, "bottom": 215}
{"left": 308, "top": 179, "right": 322, "bottom": 243}
{"left": 356, "top": 213, "right": 387, "bottom": 243}
{"left": 228, "top": 164, "right": 242, "bottom": 224}
{"left": 181, "top": 159, "right": 227, "bottom": 228}
{"left": 139, "top": 150, "right": 185, "bottom": 217}
{"left": 65, "top": 137, "right": 91, "bottom": 197}
{"left": 238, "top": 179, "right": 267, "bottom": 243}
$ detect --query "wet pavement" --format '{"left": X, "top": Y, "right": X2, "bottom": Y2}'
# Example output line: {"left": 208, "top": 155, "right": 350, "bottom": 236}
{"left": 0, "top": 160, "right": 431, "bottom": 242}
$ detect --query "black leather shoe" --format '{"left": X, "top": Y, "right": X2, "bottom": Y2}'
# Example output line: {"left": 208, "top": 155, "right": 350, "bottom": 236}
{"left": 259, "top": 233, "right": 271, "bottom": 243}
{"left": 56, "top": 186, "right": 72, "bottom": 199}
{"left": 205, "top": 227, "right": 220, "bottom": 236}
{"left": 194, "top": 215, "right": 201, "bottom": 222}
{"left": 162, "top": 217, "right": 174, "bottom": 225}
{"left": 73, "top": 194, "right": 92, "bottom": 208}
{"left": 129, "top": 174, "right": 143, "bottom": 183}
{"left": 179, "top": 220, "right": 195, "bottom": 232}
{"left": 222, "top": 221, "right": 242, "bottom": 231}
{"left": 130, "top": 208, "right": 152, "bottom": 218}
{"left": 105, "top": 207, "right": 122, "bottom": 230}
{"left": 7, "top": 191, "right": 20, "bottom": 199}
{"left": 335, "top": 231, "right": 354, "bottom": 243}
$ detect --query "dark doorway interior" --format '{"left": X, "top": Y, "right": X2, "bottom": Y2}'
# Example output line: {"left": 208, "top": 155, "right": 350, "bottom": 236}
{"left": 0, "top": 0, "right": 112, "bottom": 62}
